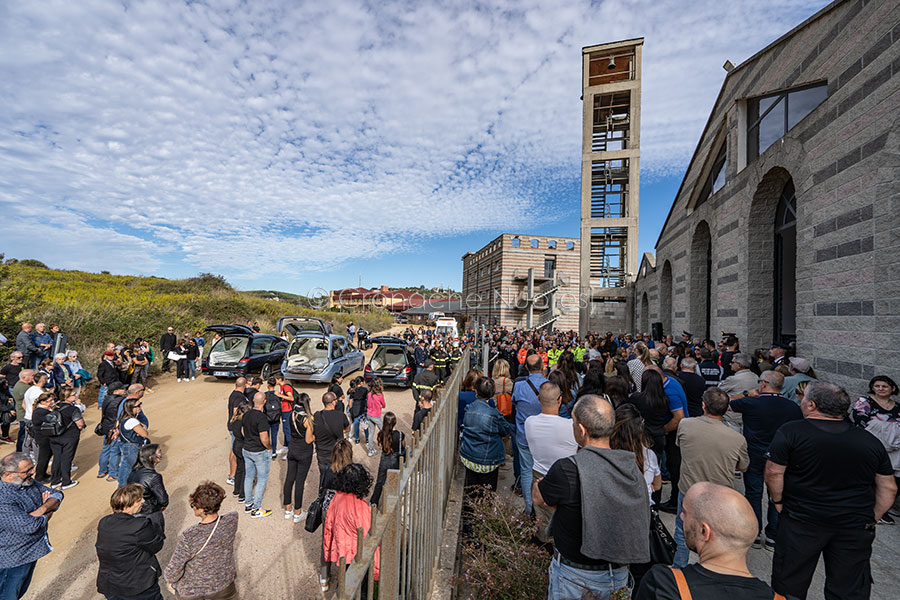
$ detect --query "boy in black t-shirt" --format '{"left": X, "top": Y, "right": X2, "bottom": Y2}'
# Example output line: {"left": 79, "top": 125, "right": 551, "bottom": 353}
{"left": 636, "top": 483, "right": 779, "bottom": 600}
{"left": 412, "top": 389, "right": 433, "bottom": 432}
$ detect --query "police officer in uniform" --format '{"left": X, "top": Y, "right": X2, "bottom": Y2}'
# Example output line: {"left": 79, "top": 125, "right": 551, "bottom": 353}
{"left": 414, "top": 339, "right": 428, "bottom": 374}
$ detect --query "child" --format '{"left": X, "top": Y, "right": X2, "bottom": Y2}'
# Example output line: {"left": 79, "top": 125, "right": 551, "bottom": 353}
{"left": 412, "top": 388, "right": 433, "bottom": 433}
{"left": 349, "top": 377, "right": 369, "bottom": 445}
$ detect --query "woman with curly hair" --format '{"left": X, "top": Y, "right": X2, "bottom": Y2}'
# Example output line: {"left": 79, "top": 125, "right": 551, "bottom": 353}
{"left": 164, "top": 481, "right": 238, "bottom": 599}
{"left": 321, "top": 463, "right": 379, "bottom": 593}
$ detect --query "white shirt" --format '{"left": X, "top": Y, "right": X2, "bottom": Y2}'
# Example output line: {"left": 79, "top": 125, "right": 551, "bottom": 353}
{"left": 642, "top": 447, "right": 661, "bottom": 502}
{"left": 23, "top": 385, "right": 43, "bottom": 420}
{"left": 524, "top": 413, "right": 578, "bottom": 476}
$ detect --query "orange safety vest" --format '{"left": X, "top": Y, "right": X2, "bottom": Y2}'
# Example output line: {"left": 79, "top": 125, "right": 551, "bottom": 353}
{"left": 538, "top": 351, "right": 548, "bottom": 367}
{"left": 517, "top": 348, "right": 527, "bottom": 364}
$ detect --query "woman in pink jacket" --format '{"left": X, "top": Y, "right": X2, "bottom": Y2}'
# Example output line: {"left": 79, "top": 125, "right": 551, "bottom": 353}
{"left": 366, "top": 378, "right": 386, "bottom": 457}
{"left": 322, "top": 463, "right": 379, "bottom": 594}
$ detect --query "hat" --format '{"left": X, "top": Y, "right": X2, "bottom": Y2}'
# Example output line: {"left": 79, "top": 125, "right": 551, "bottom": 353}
{"left": 682, "top": 331, "right": 692, "bottom": 338}
{"left": 107, "top": 381, "right": 126, "bottom": 393}
{"left": 103, "top": 350, "right": 116, "bottom": 358}
{"left": 789, "top": 356, "right": 811, "bottom": 373}
{"left": 424, "top": 359, "right": 435, "bottom": 368}
{"left": 771, "top": 342, "right": 791, "bottom": 351}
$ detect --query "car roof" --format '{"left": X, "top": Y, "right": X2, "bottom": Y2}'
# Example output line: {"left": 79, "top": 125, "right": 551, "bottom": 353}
{"left": 370, "top": 336, "right": 407, "bottom": 346}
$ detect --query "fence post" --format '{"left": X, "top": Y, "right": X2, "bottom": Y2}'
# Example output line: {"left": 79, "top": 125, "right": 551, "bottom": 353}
{"left": 379, "top": 469, "right": 401, "bottom": 599}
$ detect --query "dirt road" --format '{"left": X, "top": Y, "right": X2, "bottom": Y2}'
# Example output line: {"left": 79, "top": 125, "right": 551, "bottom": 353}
{"left": 1, "top": 328, "right": 422, "bottom": 600}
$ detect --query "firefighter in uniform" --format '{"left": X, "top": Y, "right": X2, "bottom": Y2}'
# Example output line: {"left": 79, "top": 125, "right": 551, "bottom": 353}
{"left": 412, "top": 359, "right": 440, "bottom": 403}
{"left": 431, "top": 344, "right": 450, "bottom": 384}
{"left": 449, "top": 343, "right": 462, "bottom": 374}
{"left": 547, "top": 343, "right": 562, "bottom": 368}
{"left": 573, "top": 342, "right": 587, "bottom": 372}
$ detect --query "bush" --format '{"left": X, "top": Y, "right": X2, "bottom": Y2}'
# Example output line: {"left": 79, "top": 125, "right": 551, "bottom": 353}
{"left": 455, "top": 489, "right": 549, "bottom": 600}
{"left": 0, "top": 264, "right": 394, "bottom": 369}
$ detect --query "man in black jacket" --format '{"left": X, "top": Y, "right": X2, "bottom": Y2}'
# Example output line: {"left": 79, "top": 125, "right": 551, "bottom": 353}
{"left": 98, "top": 383, "right": 127, "bottom": 480}
{"left": 96, "top": 483, "right": 165, "bottom": 600}
{"left": 159, "top": 327, "right": 177, "bottom": 373}
{"left": 96, "top": 351, "right": 119, "bottom": 412}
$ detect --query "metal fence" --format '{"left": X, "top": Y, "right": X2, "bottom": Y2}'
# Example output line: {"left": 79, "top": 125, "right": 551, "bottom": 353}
{"left": 331, "top": 351, "right": 467, "bottom": 599}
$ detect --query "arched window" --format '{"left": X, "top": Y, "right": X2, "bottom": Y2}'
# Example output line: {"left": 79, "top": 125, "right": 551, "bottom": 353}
{"left": 511, "top": 237, "right": 520, "bottom": 247}
{"left": 690, "top": 222, "right": 712, "bottom": 340}
{"left": 659, "top": 260, "right": 673, "bottom": 335}
{"left": 530, "top": 239, "right": 539, "bottom": 249}
{"left": 774, "top": 179, "right": 797, "bottom": 344}
{"left": 548, "top": 239, "right": 557, "bottom": 249}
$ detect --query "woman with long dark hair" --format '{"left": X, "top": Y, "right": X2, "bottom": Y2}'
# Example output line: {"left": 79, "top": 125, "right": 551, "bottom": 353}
{"left": 115, "top": 398, "right": 150, "bottom": 487}
{"left": 576, "top": 368, "right": 605, "bottom": 400}
{"left": 628, "top": 370, "right": 670, "bottom": 469}
{"left": 229, "top": 402, "right": 250, "bottom": 502}
{"left": 283, "top": 392, "right": 315, "bottom": 523}
{"left": 604, "top": 375, "right": 631, "bottom": 408}
{"left": 47, "top": 387, "right": 85, "bottom": 490}
{"left": 614, "top": 360, "right": 636, "bottom": 392}
{"left": 457, "top": 368, "right": 483, "bottom": 430}
{"left": 127, "top": 443, "right": 169, "bottom": 531}
{"left": 370, "top": 411, "right": 406, "bottom": 507}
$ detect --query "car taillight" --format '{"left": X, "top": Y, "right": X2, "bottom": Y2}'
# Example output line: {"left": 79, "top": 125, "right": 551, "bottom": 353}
{"left": 365, "top": 365, "right": 372, "bottom": 372}
{"left": 402, "top": 367, "right": 411, "bottom": 373}
{"left": 239, "top": 358, "right": 250, "bottom": 362}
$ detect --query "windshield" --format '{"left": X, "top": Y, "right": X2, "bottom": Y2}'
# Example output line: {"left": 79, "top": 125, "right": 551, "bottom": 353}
{"left": 286, "top": 337, "right": 330, "bottom": 369}
{"left": 435, "top": 325, "right": 455, "bottom": 336}
{"left": 208, "top": 336, "right": 248, "bottom": 366}
{"left": 370, "top": 346, "right": 407, "bottom": 371}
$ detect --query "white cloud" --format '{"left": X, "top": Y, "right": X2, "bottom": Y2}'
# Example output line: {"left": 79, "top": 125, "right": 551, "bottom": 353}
{"left": 0, "top": 0, "right": 827, "bottom": 278}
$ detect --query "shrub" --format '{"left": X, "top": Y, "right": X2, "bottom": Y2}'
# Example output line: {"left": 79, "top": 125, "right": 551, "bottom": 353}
{"left": 455, "top": 489, "right": 549, "bottom": 600}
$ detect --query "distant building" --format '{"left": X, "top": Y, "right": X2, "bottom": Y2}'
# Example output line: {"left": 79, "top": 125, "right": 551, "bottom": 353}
{"left": 328, "top": 285, "right": 428, "bottom": 313}
{"left": 461, "top": 234, "right": 580, "bottom": 330}
{"left": 402, "top": 300, "right": 465, "bottom": 324}
{"left": 632, "top": 0, "right": 900, "bottom": 393}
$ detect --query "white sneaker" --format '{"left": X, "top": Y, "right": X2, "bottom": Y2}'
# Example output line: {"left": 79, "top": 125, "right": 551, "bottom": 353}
{"left": 367, "top": 448, "right": 376, "bottom": 457}
{"left": 284, "top": 510, "right": 293, "bottom": 519}
{"left": 191, "top": 377, "right": 195, "bottom": 380}
{"left": 281, "top": 454, "right": 287, "bottom": 461}
{"left": 177, "top": 378, "right": 182, "bottom": 382}
{"left": 61, "top": 480, "right": 79, "bottom": 490}
{"left": 277, "top": 447, "right": 288, "bottom": 455}
{"left": 294, "top": 510, "right": 308, "bottom": 524}
{"left": 70, "top": 465, "right": 78, "bottom": 472}
{"left": 226, "top": 476, "right": 235, "bottom": 486}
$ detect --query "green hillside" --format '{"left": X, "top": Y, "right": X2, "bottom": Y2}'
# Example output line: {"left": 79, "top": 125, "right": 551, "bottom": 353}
{"left": 0, "top": 260, "right": 393, "bottom": 368}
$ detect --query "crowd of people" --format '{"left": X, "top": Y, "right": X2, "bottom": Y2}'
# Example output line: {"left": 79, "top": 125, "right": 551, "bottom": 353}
{"left": 452, "top": 326, "right": 899, "bottom": 600}
{"left": 1, "top": 319, "right": 898, "bottom": 600}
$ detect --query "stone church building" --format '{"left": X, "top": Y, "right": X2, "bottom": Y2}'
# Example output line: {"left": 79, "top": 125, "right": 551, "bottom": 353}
{"left": 633, "top": 0, "right": 900, "bottom": 393}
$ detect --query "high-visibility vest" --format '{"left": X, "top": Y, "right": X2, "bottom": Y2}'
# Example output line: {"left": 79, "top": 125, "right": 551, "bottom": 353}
{"left": 547, "top": 349, "right": 562, "bottom": 366}
{"left": 573, "top": 347, "right": 586, "bottom": 362}
{"left": 517, "top": 348, "right": 527, "bottom": 364}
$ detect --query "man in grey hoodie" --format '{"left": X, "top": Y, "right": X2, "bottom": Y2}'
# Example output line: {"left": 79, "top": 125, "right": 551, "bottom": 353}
{"left": 534, "top": 394, "right": 650, "bottom": 599}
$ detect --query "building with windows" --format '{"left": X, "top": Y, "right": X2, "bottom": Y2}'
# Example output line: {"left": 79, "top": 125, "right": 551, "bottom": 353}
{"left": 461, "top": 234, "right": 580, "bottom": 330}
{"left": 579, "top": 38, "right": 643, "bottom": 335}
{"left": 328, "top": 286, "right": 429, "bottom": 312}
{"left": 632, "top": 0, "right": 900, "bottom": 392}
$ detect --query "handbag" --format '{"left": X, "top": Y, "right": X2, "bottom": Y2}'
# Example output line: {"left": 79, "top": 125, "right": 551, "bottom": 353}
{"left": 304, "top": 489, "right": 336, "bottom": 532}
{"left": 94, "top": 422, "right": 104, "bottom": 436}
{"left": 649, "top": 507, "right": 677, "bottom": 565}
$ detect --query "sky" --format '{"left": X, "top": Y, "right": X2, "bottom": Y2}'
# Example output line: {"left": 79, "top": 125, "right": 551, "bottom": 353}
{"left": 0, "top": 0, "right": 828, "bottom": 294}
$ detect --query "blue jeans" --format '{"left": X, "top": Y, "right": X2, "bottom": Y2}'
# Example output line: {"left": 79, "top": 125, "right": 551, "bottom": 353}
{"left": 15, "top": 421, "right": 26, "bottom": 452}
{"left": 673, "top": 491, "right": 689, "bottom": 567}
{"left": 117, "top": 441, "right": 141, "bottom": 487}
{"left": 268, "top": 422, "right": 280, "bottom": 456}
{"left": 548, "top": 554, "right": 631, "bottom": 600}
{"left": 97, "top": 384, "right": 108, "bottom": 411}
{"left": 352, "top": 415, "right": 369, "bottom": 444}
{"left": 517, "top": 442, "right": 535, "bottom": 514}
{"left": 98, "top": 438, "right": 117, "bottom": 476}
{"left": 281, "top": 412, "right": 292, "bottom": 446}
{"left": 243, "top": 448, "right": 270, "bottom": 510}
{"left": 0, "top": 560, "right": 36, "bottom": 600}
{"left": 186, "top": 361, "right": 196, "bottom": 378}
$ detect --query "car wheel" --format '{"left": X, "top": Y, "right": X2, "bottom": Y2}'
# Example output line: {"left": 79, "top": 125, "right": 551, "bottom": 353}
{"left": 261, "top": 363, "right": 273, "bottom": 379}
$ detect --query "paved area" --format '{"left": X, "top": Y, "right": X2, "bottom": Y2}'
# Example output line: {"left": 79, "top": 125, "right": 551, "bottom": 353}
{"left": 495, "top": 457, "right": 900, "bottom": 600}
{"left": 1, "top": 328, "right": 417, "bottom": 600}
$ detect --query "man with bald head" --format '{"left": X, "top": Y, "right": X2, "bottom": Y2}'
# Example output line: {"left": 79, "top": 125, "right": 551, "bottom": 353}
{"left": 512, "top": 353, "right": 549, "bottom": 516}
{"left": 241, "top": 391, "right": 273, "bottom": 518}
{"left": 534, "top": 394, "right": 649, "bottom": 598}
{"left": 635, "top": 483, "right": 781, "bottom": 599}
{"left": 525, "top": 381, "right": 578, "bottom": 544}
{"left": 313, "top": 391, "right": 350, "bottom": 492}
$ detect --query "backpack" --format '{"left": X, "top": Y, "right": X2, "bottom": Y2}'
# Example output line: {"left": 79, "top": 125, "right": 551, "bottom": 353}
{"left": 264, "top": 391, "right": 282, "bottom": 423}
{"left": 495, "top": 377, "right": 512, "bottom": 416}
{"left": 40, "top": 408, "right": 69, "bottom": 437}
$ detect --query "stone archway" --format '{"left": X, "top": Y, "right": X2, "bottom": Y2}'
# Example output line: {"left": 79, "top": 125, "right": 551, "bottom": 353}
{"left": 689, "top": 221, "right": 712, "bottom": 340}
{"left": 659, "top": 260, "right": 673, "bottom": 336}
{"left": 747, "top": 166, "right": 794, "bottom": 349}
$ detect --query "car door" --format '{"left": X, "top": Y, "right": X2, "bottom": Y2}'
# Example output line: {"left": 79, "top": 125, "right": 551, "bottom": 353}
{"left": 248, "top": 337, "right": 275, "bottom": 372}
{"left": 344, "top": 340, "right": 364, "bottom": 372}
{"left": 330, "top": 338, "right": 346, "bottom": 374}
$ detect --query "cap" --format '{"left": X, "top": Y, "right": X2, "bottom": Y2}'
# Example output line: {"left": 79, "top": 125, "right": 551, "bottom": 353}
{"left": 789, "top": 356, "right": 811, "bottom": 373}
{"left": 682, "top": 331, "right": 692, "bottom": 338}
{"left": 103, "top": 350, "right": 116, "bottom": 357}
{"left": 424, "top": 359, "right": 435, "bottom": 368}
{"left": 771, "top": 342, "right": 791, "bottom": 350}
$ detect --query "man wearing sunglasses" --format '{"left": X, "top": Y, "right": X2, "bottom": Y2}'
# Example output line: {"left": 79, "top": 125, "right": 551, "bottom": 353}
{"left": 0, "top": 452, "right": 64, "bottom": 599}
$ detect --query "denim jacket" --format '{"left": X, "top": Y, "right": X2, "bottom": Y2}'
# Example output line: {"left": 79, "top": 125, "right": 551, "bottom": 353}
{"left": 459, "top": 398, "right": 514, "bottom": 466}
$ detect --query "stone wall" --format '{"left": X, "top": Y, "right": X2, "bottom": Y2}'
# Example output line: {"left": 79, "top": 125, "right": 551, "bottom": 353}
{"left": 633, "top": 0, "right": 900, "bottom": 394}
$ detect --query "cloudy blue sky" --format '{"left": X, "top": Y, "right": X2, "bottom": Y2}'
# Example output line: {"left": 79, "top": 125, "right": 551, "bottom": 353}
{"left": 0, "top": 0, "right": 827, "bottom": 294}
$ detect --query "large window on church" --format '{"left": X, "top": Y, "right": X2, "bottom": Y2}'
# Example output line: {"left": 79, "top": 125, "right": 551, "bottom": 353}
{"left": 696, "top": 142, "right": 726, "bottom": 208}
{"left": 747, "top": 82, "right": 827, "bottom": 159}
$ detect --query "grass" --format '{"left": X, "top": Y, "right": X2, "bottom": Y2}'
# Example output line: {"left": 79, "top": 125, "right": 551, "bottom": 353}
{"left": 0, "top": 262, "right": 394, "bottom": 369}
